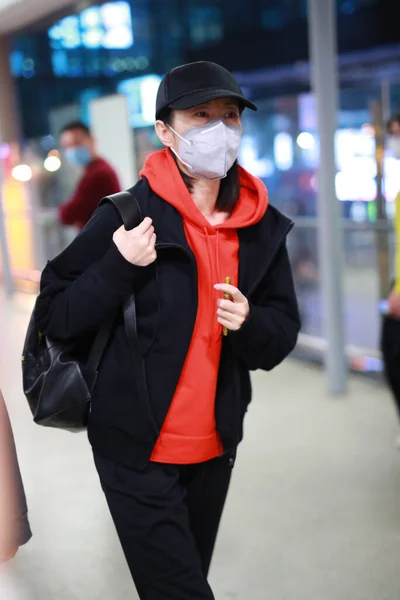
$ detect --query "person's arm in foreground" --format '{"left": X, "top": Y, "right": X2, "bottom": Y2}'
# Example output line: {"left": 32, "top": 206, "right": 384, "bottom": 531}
{"left": 0, "top": 390, "right": 32, "bottom": 562}
{"left": 388, "top": 192, "right": 400, "bottom": 318}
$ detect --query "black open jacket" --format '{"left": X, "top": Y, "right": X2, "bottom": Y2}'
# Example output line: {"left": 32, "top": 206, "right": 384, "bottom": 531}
{"left": 35, "top": 178, "right": 300, "bottom": 469}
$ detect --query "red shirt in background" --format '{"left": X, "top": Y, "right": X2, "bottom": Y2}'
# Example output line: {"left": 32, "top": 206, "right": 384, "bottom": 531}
{"left": 59, "top": 157, "right": 121, "bottom": 230}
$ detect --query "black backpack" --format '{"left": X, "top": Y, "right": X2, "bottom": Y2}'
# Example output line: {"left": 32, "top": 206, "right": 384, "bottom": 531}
{"left": 22, "top": 191, "right": 140, "bottom": 432}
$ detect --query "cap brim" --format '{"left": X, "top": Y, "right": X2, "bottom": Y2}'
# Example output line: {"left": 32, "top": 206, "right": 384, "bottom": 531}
{"left": 166, "top": 89, "right": 258, "bottom": 113}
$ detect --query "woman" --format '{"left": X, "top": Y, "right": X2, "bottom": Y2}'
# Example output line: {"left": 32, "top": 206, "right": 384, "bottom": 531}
{"left": 0, "top": 389, "right": 32, "bottom": 563}
{"left": 35, "top": 61, "right": 300, "bottom": 599}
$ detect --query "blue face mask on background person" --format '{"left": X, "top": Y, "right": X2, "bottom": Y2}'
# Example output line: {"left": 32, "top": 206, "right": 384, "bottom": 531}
{"left": 65, "top": 145, "right": 92, "bottom": 167}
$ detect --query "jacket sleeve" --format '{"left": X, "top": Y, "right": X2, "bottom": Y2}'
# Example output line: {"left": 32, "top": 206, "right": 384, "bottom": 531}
{"left": 35, "top": 203, "right": 141, "bottom": 341}
{"left": 228, "top": 244, "right": 300, "bottom": 371}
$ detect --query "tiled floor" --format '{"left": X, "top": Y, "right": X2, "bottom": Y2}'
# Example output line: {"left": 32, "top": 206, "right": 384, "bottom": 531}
{"left": 1, "top": 290, "right": 400, "bottom": 599}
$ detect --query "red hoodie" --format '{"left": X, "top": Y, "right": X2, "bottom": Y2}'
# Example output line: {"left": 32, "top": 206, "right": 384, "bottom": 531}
{"left": 140, "top": 149, "right": 268, "bottom": 464}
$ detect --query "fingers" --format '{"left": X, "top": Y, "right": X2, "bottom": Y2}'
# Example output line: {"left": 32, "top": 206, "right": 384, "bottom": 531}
{"left": 115, "top": 224, "right": 126, "bottom": 235}
{"left": 113, "top": 216, "right": 157, "bottom": 266}
{"left": 216, "top": 288, "right": 250, "bottom": 330}
{"left": 217, "top": 315, "right": 240, "bottom": 332}
{"left": 145, "top": 232, "right": 157, "bottom": 263}
{"left": 217, "top": 298, "right": 247, "bottom": 317}
{"left": 217, "top": 309, "right": 236, "bottom": 324}
{"left": 214, "top": 283, "right": 244, "bottom": 302}
{"left": 217, "top": 307, "right": 243, "bottom": 323}
{"left": 135, "top": 223, "right": 155, "bottom": 243}
{"left": 134, "top": 217, "right": 153, "bottom": 234}
{"left": 116, "top": 219, "right": 154, "bottom": 238}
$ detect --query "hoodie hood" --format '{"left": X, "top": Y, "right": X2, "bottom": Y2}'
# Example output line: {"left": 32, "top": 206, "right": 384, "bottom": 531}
{"left": 140, "top": 149, "right": 268, "bottom": 229}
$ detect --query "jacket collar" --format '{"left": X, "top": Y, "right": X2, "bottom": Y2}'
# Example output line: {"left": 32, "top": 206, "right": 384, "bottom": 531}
{"left": 136, "top": 178, "right": 293, "bottom": 295}
{"left": 137, "top": 180, "right": 192, "bottom": 253}
{"left": 238, "top": 206, "right": 293, "bottom": 296}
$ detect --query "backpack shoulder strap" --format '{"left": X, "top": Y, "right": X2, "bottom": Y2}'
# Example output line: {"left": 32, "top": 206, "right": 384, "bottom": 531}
{"left": 99, "top": 190, "right": 141, "bottom": 231}
{"left": 87, "top": 191, "right": 141, "bottom": 371}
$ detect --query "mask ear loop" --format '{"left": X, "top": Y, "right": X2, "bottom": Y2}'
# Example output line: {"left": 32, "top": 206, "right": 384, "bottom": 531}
{"left": 167, "top": 125, "right": 192, "bottom": 146}
{"left": 169, "top": 147, "right": 194, "bottom": 172}
{"left": 167, "top": 125, "right": 194, "bottom": 172}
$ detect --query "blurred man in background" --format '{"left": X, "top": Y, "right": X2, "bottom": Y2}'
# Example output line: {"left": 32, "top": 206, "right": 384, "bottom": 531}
{"left": 59, "top": 121, "right": 121, "bottom": 230}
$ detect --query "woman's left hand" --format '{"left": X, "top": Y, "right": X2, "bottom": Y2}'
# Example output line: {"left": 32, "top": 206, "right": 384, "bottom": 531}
{"left": 214, "top": 283, "right": 250, "bottom": 332}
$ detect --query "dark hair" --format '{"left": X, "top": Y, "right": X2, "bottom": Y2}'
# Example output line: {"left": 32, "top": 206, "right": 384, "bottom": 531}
{"left": 158, "top": 107, "right": 241, "bottom": 214}
{"left": 386, "top": 113, "right": 400, "bottom": 134}
{"left": 60, "top": 121, "right": 92, "bottom": 136}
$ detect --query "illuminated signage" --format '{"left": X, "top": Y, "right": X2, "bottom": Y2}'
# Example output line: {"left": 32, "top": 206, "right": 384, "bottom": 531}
{"left": 48, "top": 2, "right": 133, "bottom": 51}
{"left": 117, "top": 75, "right": 162, "bottom": 128}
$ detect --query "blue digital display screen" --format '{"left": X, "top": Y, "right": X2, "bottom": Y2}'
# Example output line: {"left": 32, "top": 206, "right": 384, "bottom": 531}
{"left": 117, "top": 74, "right": 162, "bottom": 128}
{"left": 48, "top": 2, "right": 133, "bottom": 51}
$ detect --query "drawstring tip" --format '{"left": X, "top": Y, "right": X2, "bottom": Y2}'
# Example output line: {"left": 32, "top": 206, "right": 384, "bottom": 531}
{"left": 223, "top": 276, "right": 232, "bottom": 337}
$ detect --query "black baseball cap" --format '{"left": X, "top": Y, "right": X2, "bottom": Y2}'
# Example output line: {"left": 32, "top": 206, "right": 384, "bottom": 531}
{"left": 156, "top": 61, "right": 257, "bottom": 119}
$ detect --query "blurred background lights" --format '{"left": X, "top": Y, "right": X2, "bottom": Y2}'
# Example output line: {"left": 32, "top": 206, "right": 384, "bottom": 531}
{"left": 0, "top": 144, "right": 11, "bottom": 160}
{"left": 297, "top": 132, "right": 316, "bottom": 150}
{"left": 81, "top": 7, "right": 102, "bottom": 28}
{"left": 361, "top": 123, "right": 375, "bottom": 136}
{"left": 274, "top": 132, "right": 294, "bottom": 171}
{"left": 44, "top": 155, "right": 62, "bottom": 172}
{"left": 240, "top": 136, "right": 275, "bottom": 178}
{"left": 12, "top": 164, "right": 33, "bottom": 182}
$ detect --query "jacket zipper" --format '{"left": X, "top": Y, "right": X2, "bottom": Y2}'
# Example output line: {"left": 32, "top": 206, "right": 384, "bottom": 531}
{"left": 149, "top": 227, "right": 292, "bottom": 440}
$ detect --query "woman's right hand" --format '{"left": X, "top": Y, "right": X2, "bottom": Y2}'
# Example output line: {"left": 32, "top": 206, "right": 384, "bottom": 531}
{"left": 113, "top": 217, "right": 157, "bottom": 267}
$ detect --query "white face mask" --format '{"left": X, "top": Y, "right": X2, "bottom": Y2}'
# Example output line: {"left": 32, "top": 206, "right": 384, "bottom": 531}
{"left": 168, "top": 119, "right": 242, "bottom": 180}
{"left": 388, "top": 137, "right": 400, "bottom": 159}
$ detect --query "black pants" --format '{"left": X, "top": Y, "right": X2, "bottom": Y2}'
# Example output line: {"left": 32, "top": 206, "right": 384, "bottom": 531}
{"left": 381, "top": 314, "right": 400, "bottom": 418}
{"left": 94, "top": 452, "right": 233, "bottom": 599}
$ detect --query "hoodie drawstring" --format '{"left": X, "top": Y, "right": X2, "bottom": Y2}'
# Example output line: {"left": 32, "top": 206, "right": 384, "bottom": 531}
{"left": 216, "top": 230, "right": 222, "bottom": 283}
{"left": 204, "top": 228, "right": 223, "bottom": 344}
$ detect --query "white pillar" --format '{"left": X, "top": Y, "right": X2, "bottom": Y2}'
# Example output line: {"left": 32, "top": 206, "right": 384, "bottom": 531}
{"left": 0, "top": 36, "right": 19, "bottom": 295}
{"left": 0, "top": 37, "right": 20, "bottom": 144}
{"left": 308, "top": 0, "right": 347, "bottom": 394}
